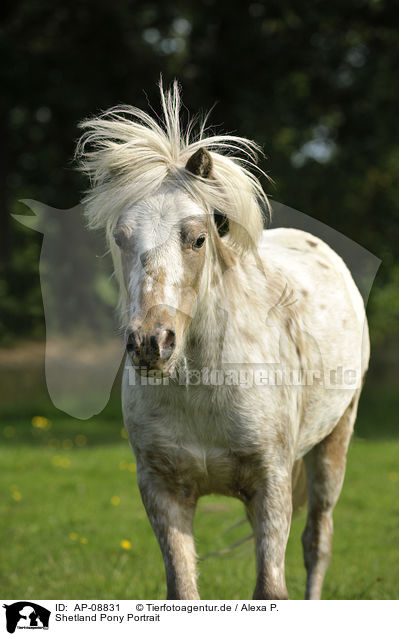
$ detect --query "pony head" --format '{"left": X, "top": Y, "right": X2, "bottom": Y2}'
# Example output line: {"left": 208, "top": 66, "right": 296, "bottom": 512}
{"left": 76, "top": 81, "right": 270, "bottom": 374}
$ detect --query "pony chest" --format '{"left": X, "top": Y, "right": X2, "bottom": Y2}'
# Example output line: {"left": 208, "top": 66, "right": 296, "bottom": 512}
{"left": 134, "top": 405, "right": 263, "bottom": 499}
{"left": 124, "top": 382, "right": 265, "bottom": 497}
{"left": 141, "top": 437, "right": 261, "bottom": 499}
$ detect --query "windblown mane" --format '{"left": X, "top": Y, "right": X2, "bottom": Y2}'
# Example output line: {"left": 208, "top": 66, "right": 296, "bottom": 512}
{"left": 76, "top": 81, "right": 270, "bottom": 252}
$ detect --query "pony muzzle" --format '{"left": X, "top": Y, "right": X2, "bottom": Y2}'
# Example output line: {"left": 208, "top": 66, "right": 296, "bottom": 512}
{"left": 126, "top": 325, "right": 176, "bottom": 371}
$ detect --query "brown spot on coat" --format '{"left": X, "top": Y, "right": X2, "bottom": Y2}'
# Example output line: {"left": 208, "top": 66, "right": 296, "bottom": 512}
{"left": 307, "top": 240, "right": 318, "bottom": 248}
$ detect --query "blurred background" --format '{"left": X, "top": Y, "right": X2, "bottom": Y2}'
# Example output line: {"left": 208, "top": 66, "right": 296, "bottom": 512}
{"left": 1, "top": 0, "right": 398, "bottom": 599}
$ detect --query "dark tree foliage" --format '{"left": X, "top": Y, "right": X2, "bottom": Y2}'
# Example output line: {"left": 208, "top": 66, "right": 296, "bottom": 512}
{"left": 1, "top": 0, "right": 398, "bottom": 344}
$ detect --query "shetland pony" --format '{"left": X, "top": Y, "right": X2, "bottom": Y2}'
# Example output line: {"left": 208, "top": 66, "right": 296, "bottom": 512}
{"left": 77, "top": 83, "right": 369, "bottom": 599}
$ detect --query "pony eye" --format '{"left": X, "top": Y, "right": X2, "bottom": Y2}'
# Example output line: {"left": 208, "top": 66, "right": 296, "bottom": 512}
{"left": 192, "top": 235, "right": 206, "bottom": 249}
{"left": 113, "top": 227, "right": 130, "bottom": 249}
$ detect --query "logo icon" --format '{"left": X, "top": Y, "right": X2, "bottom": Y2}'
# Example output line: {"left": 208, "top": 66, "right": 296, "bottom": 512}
{"left": 2, "top": 602, "right": 51, "bottom": 633}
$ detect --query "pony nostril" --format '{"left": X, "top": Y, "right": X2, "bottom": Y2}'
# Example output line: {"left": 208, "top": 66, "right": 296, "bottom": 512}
{"left": 158, "top": 330, "right": 175, "bottom": 362}
{"left": 163, "top": 329, "right": 175, "bottom": 349}
{"left": 126, "top": 330, "right": 140, "bottom": 355}
{"left": 149, "top": 335, "right": 159, "bottom": 354}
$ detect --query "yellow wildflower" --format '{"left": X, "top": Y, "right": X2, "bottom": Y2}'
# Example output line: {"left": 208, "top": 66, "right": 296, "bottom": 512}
{"left": 32, "top": 416, "right": 51, "bottom": 430}
{"left": 75, "top": 434, "right": 87, "bottom": 447}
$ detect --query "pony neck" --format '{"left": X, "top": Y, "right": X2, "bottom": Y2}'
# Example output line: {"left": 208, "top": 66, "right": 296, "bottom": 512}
{"left": 182, "top": 235, "right": 252, "bottom": 370}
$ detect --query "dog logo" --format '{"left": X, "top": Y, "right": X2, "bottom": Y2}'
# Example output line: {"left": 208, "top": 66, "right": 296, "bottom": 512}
{"left": 3, "top": 602, "right": 50, "bottom": 633}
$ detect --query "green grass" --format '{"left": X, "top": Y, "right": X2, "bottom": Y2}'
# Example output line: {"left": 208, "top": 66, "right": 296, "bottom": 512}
{"left": 1, "top": 387, "right": 398, "bottom": 600}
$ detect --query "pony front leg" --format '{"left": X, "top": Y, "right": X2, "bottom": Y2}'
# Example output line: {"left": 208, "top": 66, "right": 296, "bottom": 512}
{"left": 247, "top": 475, "right": 292, "bottom": 600}
{"left": 138, "top": 474, "right": 199, "bottom": 600}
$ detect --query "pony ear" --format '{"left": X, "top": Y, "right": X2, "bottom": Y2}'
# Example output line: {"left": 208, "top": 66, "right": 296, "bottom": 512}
{"left": 185, "top": 148, "right": 213, "bottom": 178}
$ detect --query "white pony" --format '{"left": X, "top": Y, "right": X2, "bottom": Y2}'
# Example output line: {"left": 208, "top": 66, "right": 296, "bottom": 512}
{"left": 77, "top": 83, "right": 369, "bottom": 599}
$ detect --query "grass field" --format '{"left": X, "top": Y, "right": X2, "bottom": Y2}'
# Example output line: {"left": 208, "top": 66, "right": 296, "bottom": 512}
{"left": 1, "top": 383, "right": 398, "bottom": 600}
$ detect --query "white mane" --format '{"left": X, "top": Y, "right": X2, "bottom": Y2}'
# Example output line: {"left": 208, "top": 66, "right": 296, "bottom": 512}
{"left": 76, "top": 81, "right": 270, "bottom": 251}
